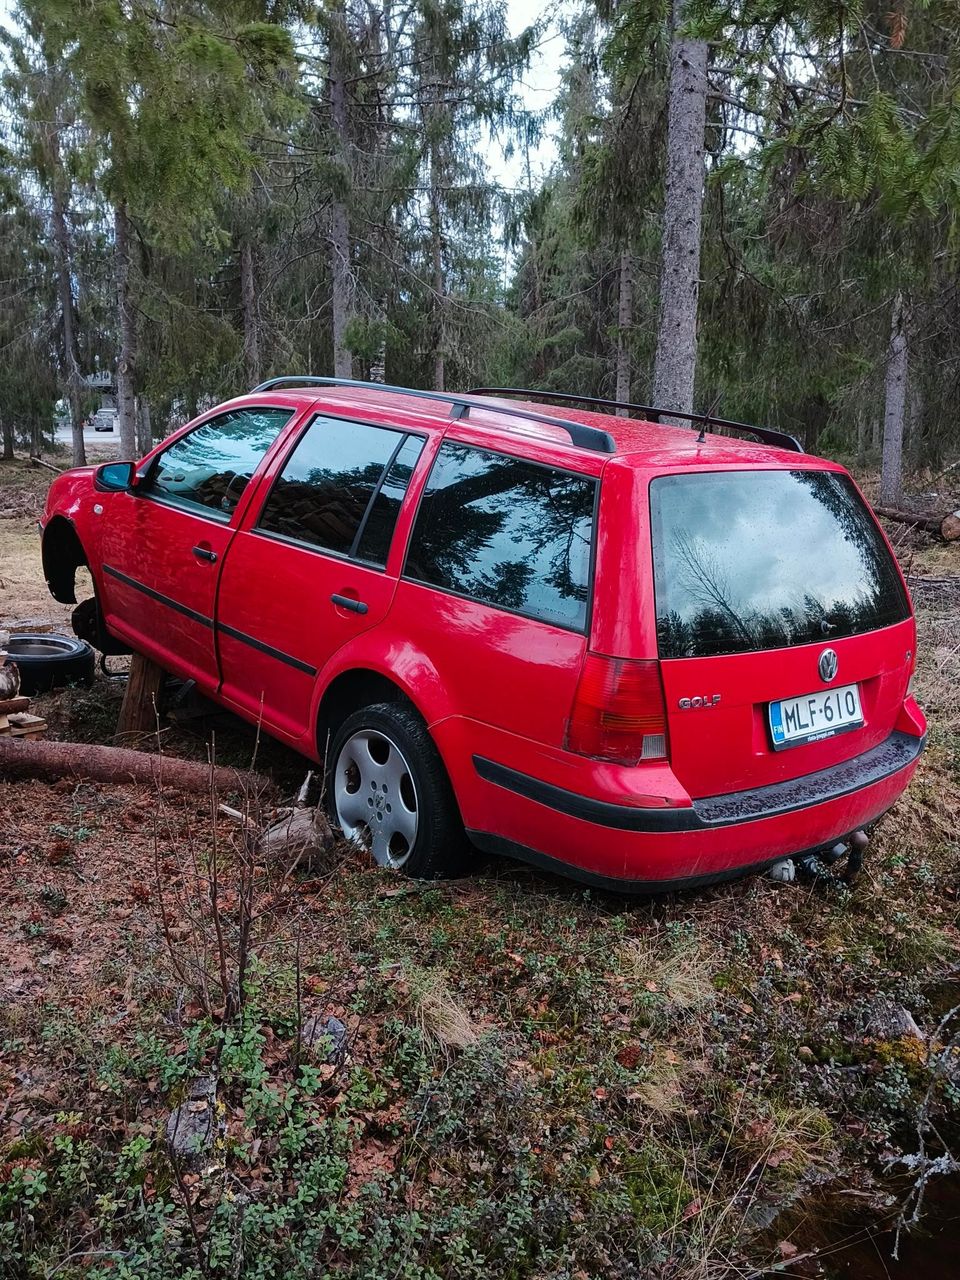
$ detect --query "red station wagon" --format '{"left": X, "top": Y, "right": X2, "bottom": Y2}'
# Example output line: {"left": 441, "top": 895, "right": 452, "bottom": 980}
{"left": 40, "top": 379, "right": 926, "bottom": 890}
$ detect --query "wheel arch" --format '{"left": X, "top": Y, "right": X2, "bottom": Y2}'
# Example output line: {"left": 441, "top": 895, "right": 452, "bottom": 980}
{"left": 41, "top": 516, "right": 88, "bottom": 605}
{"left": 313, "top": 649, "right": 454, "bottom": 764}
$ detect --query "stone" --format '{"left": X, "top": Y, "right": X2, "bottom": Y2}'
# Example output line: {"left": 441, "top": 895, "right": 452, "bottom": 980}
{"left": 864, "top": 1000, "right": 926, "bottom": 1042}
{"left": 301, "top": 1014, "right": 348, "bottom": 1064}
{"left": 165, "top": 1074, "right": 218, "bottom": 1162}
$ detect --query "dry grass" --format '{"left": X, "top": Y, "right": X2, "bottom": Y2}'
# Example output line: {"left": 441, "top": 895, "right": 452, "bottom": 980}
{"left": 915, "top": 605, "right": 960, "bottom": 735}
{"left": 0, "top": 460, "right": 91, "bottom": 631}
{"left": 618, "top": 933, "right": 718, "bottom": 1013}
{"left": 394, "top": 961, "right": 481, "bottom": 1052}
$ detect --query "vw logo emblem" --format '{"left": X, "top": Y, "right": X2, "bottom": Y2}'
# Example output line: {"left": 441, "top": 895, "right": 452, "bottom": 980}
{"left": 818, "top": 648, "right": 839, "bottom": 683}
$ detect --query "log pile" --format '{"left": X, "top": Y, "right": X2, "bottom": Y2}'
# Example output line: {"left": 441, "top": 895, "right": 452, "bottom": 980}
{"left": 874, "top": 505, "right": 960, "bottom": 541}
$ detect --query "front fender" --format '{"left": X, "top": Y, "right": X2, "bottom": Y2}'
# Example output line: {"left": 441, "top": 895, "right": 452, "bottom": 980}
{"left": 40, "top": 470, "right": 102, "bottom": 604}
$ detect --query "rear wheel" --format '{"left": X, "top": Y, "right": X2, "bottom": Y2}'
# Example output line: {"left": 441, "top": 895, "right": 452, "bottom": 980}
{"left": 326, "top": 702, "right": 468, "bottom": 879}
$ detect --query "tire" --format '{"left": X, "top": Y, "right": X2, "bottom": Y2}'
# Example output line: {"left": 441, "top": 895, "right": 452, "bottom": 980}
{"left": 71, "top": 596, "right": 130, "bottom": 656}
{"left": 6, "top": 633, "right": 96, "bottom": 695}
{"left": 325, "top": 701, "right": 469, "bottom": 880}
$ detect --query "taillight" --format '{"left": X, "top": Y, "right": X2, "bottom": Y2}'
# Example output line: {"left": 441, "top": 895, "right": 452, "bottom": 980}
{"left": 565, "top": 653, "right": 669, "bottom": 764}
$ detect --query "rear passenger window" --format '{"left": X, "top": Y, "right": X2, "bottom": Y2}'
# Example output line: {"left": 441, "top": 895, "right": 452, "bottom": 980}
{"left": 258, "top": 416, "right": 423, "bottom": 565}
{"left": 404, "top": 443, "right": 596, "bottom": 631}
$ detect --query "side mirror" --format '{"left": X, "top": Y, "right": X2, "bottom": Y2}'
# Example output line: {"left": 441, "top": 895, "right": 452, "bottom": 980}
{"left": 95, "top": 461, "right": 137, "bottom": 492}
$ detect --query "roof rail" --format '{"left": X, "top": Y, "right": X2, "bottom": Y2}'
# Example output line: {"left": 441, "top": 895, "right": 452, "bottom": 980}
{"left": 251, "top": 376, "right": 616, "bottom": 455}
{"left": 468, "top": 387, "right": 805, "bottom": 454}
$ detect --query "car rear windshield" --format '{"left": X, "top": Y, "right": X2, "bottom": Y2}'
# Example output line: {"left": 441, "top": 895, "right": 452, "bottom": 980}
{"left": 651, "top": 469, "right": 910, "bottom": 659}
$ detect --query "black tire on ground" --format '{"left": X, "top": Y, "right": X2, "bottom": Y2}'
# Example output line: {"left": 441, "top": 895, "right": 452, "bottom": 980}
{"left": 325, "top": 701, "right": 470, "bottom": 880}
{"left": 6, "top": 634, "right": 96, "bottom": 695}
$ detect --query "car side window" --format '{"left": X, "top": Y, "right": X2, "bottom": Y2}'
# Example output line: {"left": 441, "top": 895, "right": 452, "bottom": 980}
{"left": 257, "top": 416, "right": 424, "bottom": 565}
{"left": 148, "top": 407, "right": 293, "bottom": 518}
{"left": 404, "top": 442, "right": 597, "bottom": 631}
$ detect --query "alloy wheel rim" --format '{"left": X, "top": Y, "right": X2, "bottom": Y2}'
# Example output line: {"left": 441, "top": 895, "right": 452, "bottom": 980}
{"left": 333, "top": 729, "right": 419, "bottom": 868}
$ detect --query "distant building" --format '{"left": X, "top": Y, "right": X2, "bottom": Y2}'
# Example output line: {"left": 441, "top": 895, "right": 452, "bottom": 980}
{"left": 84, "top": 370, "right": 116, "bottom": 413}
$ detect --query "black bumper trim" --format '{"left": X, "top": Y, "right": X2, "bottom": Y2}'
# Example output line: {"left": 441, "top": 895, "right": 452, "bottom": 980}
{"left": 472, "top": 730, "right": 925, "bottom": 833}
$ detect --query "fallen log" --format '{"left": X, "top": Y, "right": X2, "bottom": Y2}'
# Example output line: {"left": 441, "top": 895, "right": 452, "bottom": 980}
{"left": 873, "top": 505, "right": 960, "bottom": 540}
{"left": 873, "top": 505, "right": 944, "bottom": 533}
{"left": 0, "top": 737, "right": 264, "bottom": 795}
{"left": 28, "top": 454, "right": 65, "bottom": 475}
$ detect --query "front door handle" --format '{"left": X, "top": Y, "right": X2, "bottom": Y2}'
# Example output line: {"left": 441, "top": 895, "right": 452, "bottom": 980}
{"left": 331, "top": 593, "right": 368, "bottom": 615}
{"left": 192, "top": 545, "right": 218, "bottom": 563}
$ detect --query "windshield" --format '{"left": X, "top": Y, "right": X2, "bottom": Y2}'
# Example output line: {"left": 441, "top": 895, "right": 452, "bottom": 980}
{"left": 651, "top": 469, "right": 909, "bottom": 659}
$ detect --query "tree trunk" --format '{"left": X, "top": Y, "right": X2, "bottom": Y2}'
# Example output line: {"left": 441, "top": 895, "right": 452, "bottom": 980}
{"left": 651, "top": 0, "right": 708, "bottom": 418}
{"left": 239, "top": 237, "right": 261, "bottom": 386}
{"left": 48, "top": 131, "right": 86, "bottom": 467}
{"left": 1, "top": 418, "right": 13, "bottom": 461}
{"left": 615, "top": 250, "right": 633, "bottom": 412}
{"left": 114, "top": 202, "right": 138, "bottom": 458}
{"left": 329, "top": 8, "right": 353, "bottom": 381}
{"left": 136, "top": 397, "right": 152, "bottom": 456}
{"left": 879, "top": 292, "right": 909, "bottom": 508}
{"left": 0, "top": 736, "right": 264, "bottom": 796}
{"left": 430, "top": 144, "right": 445, "bottom": 391}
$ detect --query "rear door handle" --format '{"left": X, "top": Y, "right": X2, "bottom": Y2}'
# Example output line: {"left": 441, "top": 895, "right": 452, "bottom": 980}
{"left": 331, "top": 593, "right": 368, "bottom": 615}
{"left": 192, "top": 545, "right": 218, "bottom": 563}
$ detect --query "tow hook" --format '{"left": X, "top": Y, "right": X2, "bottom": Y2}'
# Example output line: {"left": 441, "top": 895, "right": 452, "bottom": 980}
{"left": 769, "top": 828, "right": 870, "bottom": 889}
{"left": 799, "top": 828, "right": 870, "bottom": 885}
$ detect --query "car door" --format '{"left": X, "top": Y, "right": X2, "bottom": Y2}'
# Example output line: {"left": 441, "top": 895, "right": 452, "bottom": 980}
{"left": 98, "top": 405, "right": 298, "bottom": 691}
{"left": 215, "top": 413, "right": 425, "bottom": 743}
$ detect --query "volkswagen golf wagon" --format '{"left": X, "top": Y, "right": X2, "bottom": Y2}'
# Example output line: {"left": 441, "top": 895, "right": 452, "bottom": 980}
{"left": 39, "top": 379, "right": 926, "bottom": 890}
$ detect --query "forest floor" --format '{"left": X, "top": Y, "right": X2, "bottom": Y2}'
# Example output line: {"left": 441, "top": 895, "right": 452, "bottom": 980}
{"left": 1, "top": 455, "right": 960, "bottom": 1279}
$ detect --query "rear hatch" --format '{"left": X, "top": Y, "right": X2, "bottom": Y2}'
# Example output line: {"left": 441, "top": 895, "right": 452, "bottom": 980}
{"left": 651, "top": 468, "right": 914, "bottom": 799}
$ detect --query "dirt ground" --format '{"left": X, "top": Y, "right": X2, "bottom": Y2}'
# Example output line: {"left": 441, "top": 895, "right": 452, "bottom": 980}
{"left": 2, "top": 455, "right": 960, "bottom": 1279}
{"left": 0, "top": 458, "right": 99, "bottom": 633}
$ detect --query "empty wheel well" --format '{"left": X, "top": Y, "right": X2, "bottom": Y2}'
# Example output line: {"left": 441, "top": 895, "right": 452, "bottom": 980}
{"left": 316, "top": 669, "right": 413, "bottom": 759}
{"left": 41, "top": 517, "right": 88, "bottom": 604}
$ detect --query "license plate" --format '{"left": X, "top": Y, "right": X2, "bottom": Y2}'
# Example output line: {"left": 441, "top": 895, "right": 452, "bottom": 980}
{"left": 768, "top": 683, "right": 863, "bottom": 750}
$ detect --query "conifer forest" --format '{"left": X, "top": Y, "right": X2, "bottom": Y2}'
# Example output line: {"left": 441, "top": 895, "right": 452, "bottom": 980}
{"left": 3, "top": 5, "right": 960, "bottom": 1279}
{"left": 4, "top": 0, "right": 960, "bottom": 497}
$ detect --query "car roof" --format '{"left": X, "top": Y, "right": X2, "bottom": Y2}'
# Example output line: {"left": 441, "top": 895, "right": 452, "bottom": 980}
{"left": 228, "top": 384, "right": 832, "bottom": 473}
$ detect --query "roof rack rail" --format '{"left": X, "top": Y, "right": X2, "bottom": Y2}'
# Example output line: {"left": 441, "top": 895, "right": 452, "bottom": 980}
{"left": 468, "top": 387, "right": 805, "bottom": 454}
{"left": 251, "top": 376, "right": 616, "bottom": 455}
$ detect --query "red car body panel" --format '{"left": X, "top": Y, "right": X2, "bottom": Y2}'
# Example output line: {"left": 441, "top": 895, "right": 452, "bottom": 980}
{"left": 40, "top": 385, "right": 927, "bottom": 890}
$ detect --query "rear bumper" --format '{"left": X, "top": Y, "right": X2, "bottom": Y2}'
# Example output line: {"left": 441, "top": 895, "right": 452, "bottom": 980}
{"left": 473, "top": 730, "right": 925, "bottom": 833}
{"left": 463, "top": 728, "right": 925, "bottom": 890}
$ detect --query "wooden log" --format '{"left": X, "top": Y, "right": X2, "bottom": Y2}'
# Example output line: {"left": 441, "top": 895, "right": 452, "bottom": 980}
{"left": 941, "top": 510, "right": 960, "bottom": 542}
{"left": 28, "top": 454, "right": 65, "bottom": 474}
{"left": 873, "top": 506, "right": 944, "bottom": 533}
{"left": 0, "top": 737, "right": 263, "bottom": 795}
{"left": 116, "top": 653, "right": 166, "bottom": 738}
